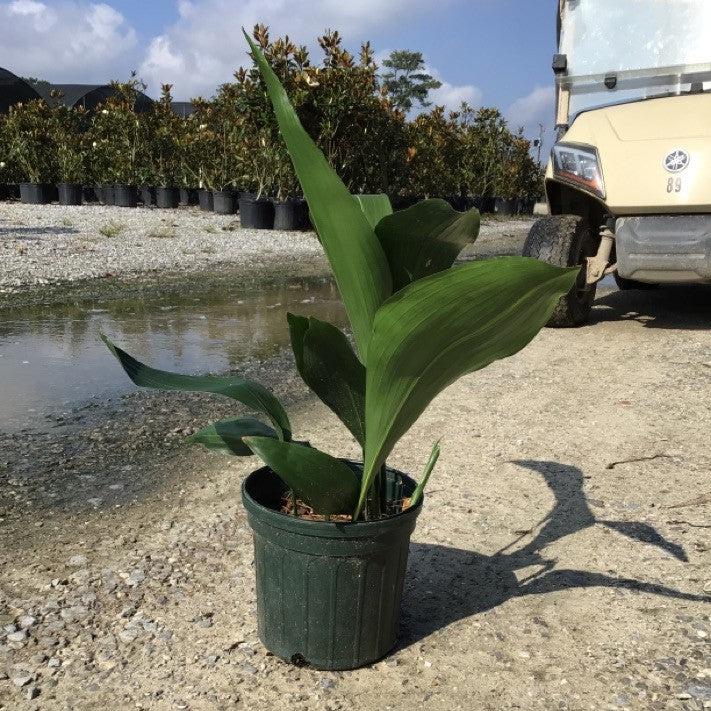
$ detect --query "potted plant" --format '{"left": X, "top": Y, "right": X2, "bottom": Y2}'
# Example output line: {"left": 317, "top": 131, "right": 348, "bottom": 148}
{"left": 102, "top": 34, "right": 578, "bottom": 670}
{"left": 48, "top": 97, "right": 88, "bottom": 205}
{"left": 148, "top": 84, "right": 182, "bottom": 209}
{"left": 3, "top": 99, "right": 58, "bottom": 204}
{"left": 89, "top": 78, "right": 146, "bottom": 208}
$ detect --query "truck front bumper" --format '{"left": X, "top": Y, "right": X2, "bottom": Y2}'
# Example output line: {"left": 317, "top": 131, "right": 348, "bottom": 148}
{"left": 616, "top": 215, "right": 711, "bottom": 284}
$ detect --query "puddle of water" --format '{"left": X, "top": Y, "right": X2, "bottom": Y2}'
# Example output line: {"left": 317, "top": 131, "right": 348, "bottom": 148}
{"left": 0, "top": 276, "right": 346, "bottom": 432}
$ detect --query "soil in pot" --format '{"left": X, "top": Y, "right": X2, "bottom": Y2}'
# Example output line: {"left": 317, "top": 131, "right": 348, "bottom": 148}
{"left": 213, "top": 189, "right": 237, "bottom": 215}
{"left": 114, "top": 185, "right": 138, "bottom": 208}
{"left": 272, "top": 198, "right": 300, "bottom": 231}
{"left": 179, "top": 188, "right": 199, "bottom": 206}
{"left": 239, "top": 195, "right": 274, "bottom": 229}
{"left": 57, "top": 183, "right": 82, "bottom": 206}
{"left": 156, "top": 186, "right": 180, "bottom": 209}
{"left": 19, "top": 183, "right": 54, "bottom": 205}
{"left": 198, "top": 189, "right": 214, "bottom": 212}
{"left": 494, "top": 197, "right": 517, "bottom": 216}
{"left": 242, "top": 464, "right": 422, "bottom": 671}
{"left": 139, "top": 186, "right": 155, "bottom": 206}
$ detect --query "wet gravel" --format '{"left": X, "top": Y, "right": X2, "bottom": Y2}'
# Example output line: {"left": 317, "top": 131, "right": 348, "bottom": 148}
{"left": 0, "top": 202, "right": 531, "bottom": 309}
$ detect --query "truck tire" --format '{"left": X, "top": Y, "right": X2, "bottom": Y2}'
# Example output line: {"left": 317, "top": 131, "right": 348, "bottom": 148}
{"left": 523, "top": 215, "right": 598, "bottom": 327}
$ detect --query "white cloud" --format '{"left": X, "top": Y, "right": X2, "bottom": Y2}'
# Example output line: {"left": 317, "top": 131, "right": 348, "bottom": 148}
{"left": 429, "top": 77, "right": 482, "bottom": 113}
{"left": 138, "top": 0, "right": 455, "bottom": 98}
{"left": 506, "top": 85, "right": 555, "bottom": 131}
{"left": 0, "top": 1, "right": 137, "bottom": 82}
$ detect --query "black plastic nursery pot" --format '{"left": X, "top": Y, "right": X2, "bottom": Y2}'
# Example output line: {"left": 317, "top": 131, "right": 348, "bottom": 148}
{"left": 19, "top": 183, "right": 54, "bottom": 205}
{"left": 480, "top": 196, "right": 496, "bottom": 214}
{"left": 114, "top": 184, "right": 138, "bottom": 208}
{"left": 389, "top": 195, "right": 420, "bottom": 212}
{"left": 213, "top": 189, "right": 237, "bottom": 215}
{"left": 57, "top": 183, "right": 82, "bottom": 206}
{"left": 99, "top": 184, "right": 115, "bottom": 206}
{"left": 6, "top": 184, "right": 20, "bottom": 200}
{"left": 295, "top": 198, "right": 312, "bottom": 230}
{"left": 198, "top": 189, "right": 214, "bottom": 212}
{"left": 82, "top": 185, "right": 98, "bottom": 203}
{"left": 139, "top": 186, "right": 155, "bottom": 206}
{"left": 0, "top": 184, "right": 7, "bottom": 201}
{"left": 517, "top": 197, "right": 535, "bottom": 215}
{"left": 179, "top": 187, "right": 199, "bottom": 206}
{"left": 242, "top": 465, "right": 422, "bottom": 671}
{"left": 239, "top": 195, "right": 274, "bottom": 229}
{"left": 272, "top": 198, "right": 301, "bottom": 231}
{"left": 156, "top": 186, "right": 180, "bottom": 209}
{"left": 494, "top": 197, "right": 517, "bottom": 216}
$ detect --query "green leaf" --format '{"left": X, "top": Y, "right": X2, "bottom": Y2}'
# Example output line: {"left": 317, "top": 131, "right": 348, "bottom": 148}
{"left": 101, "top": 334, "right": 291, "bottom": 440}
{"left": 187, "top": 417, "right": 277, "bottom": 455}
{"left": 409, "top": 440, "right": 441, "bottom": 508}
{"left": 355, "top": 257, "right": 579, "bottom": 518}
{"left": 245, "top": 32, "right": 392, "bottom": 362}
{"left": 354, "top": 194, "right": 393, "bottom": 229}
{"left": 287, "top": 314, "right": 366, "bottom": 446}
{"left": 375, "top": 198, "right": 481, "bottom": 291}
{"left": 244, "top": 437, "right": 360, "bottom": 516}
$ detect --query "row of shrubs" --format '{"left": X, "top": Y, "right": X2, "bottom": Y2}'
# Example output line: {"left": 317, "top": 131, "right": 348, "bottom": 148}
{"left": 0, "top": 26, "right": 543, "bottom": 220}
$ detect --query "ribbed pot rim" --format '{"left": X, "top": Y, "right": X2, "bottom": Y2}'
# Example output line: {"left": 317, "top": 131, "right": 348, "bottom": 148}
{"left": 242, "top": 463, "right": 423, "bottom": 540}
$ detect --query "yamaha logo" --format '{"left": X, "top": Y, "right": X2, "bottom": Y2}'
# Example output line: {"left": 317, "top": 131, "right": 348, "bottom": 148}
{"left": 664, "top": 149, "right": 690, "bottom": 173}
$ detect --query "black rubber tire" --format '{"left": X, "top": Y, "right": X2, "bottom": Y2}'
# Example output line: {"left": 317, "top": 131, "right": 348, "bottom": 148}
{"left": 613, "top": 273, "right": 659, "bottom": 291}
{"left": 523, "top": 215, "right": 599, "bottom": 327}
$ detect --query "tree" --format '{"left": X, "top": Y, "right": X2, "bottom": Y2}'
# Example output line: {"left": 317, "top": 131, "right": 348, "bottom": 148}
{"left": 380, "top": 50, "right": 441, "bottom": 113}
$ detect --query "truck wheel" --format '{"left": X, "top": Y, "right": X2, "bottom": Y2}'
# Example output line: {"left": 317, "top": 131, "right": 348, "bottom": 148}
{"left": 523, "top": 215, "right": 598, "bottom": 327}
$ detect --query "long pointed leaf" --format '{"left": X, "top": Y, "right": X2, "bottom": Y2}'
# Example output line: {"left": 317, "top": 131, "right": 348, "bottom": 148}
{"left": 355, "top": 257, "right": 579, "bottom": 517}
{"left": 246, "top": 33, "right": 392, "bottom": 361}
{"left": 354, "top": 194, "right": 393, "bottom": 229}
{"left": 288, "top": 314, "right": 366, "bottom": 446}
{"left": 244, "top": 437, "right": 360, "bottom": 516}
{"left": 187, "top": 417, "right": 277, "bottom": 455}
{"left": 409, "top": 440, "right": 441, "bottom": 508}
{"left": 375, "top": 198, "right": 481, "bottom": 291}
{"left": 101, "top": 334, "right": 291, "bottom": 440}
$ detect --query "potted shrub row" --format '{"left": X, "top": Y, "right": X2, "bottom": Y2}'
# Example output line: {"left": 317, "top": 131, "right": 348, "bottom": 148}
{"left": 102, "top": 32, "right": 578, "bottom": 670}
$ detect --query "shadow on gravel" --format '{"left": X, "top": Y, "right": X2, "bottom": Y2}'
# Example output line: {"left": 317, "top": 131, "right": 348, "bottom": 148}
{"left": 0, "top": 226, "right": 80, "bottom": 237}
{"left": 400, "top": 459, "right": 709, "bottom": 648}
{"left": 591, "top": 284, "right": 711, "bottom": 330}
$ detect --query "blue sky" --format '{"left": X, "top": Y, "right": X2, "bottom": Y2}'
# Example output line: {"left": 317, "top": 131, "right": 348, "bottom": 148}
{"left": 0, "top": 0, "right": 559, "bottom": 139}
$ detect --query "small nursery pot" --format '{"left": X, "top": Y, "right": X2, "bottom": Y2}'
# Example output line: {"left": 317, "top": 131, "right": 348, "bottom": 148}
{"left": 272, "top": 198, "right": 300, "bottom": 231}
{"left": 213, "top": 189, "right": 237, "bottom": 215}
{"left": 57, "top": 183, "right": 82, "bottom": 206}
{"left": 19, "top": 183, "right": 54, "bottom": 205}
{"left": 139, "top": 186, "right": 155, "bottom": 206}
{"left": 179, "top": 187, "right": 199, "bottom": 206}
{"left": 114, "top": 184, "right": 138, "bottom": 208}
{"left": 198, "top": 188, "right": 214, "bottom": 212}
{"left": 242, "top": 464, "right": 422, "bottom": 671}
{"left": 239, "top": 195, "right": 274, "bottom": 229}
{"left": 82, "top": 185, "right": 99, "bottom": 204}
{"left": 99, "top": 184, "right": 115, "bottom": 206}
{"left": 156, "top": 186, "right": 180, "bottom": 209}
{"left": 494, "top": 197, "right": 517, "bottom": 216}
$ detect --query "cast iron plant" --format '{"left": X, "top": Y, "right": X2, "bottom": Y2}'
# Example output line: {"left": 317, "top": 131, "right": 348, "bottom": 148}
{"left": 103, "top": 33, "right": 578, "bottom": 522}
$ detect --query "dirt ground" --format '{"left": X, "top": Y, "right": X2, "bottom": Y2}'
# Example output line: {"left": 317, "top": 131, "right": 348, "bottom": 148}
{"left": 1, "top": 279, "right": 710, "bottom": 709}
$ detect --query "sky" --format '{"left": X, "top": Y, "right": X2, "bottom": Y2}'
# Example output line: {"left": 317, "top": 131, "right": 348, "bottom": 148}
{"left": 0, "top": 0, "right": 558, "bottom": 145}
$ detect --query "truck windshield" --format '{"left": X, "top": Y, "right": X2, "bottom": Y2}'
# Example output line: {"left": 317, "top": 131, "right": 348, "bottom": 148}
{"left": 559, "top": 0, "right": 711, "bottom": 115}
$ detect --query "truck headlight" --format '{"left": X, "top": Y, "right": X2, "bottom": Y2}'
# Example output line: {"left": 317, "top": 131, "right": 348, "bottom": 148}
{"left": 551, "top": 143, "right": 605, "bottom": 200}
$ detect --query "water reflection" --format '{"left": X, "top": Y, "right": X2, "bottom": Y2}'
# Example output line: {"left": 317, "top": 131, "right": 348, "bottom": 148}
{"left": 0, "top": 277, "right": 345, "bottom": 432}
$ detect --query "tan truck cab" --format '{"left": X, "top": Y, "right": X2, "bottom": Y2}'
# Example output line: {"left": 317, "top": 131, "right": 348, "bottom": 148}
{"left": 524, "top": 0, "right": 711, "bottom": 326}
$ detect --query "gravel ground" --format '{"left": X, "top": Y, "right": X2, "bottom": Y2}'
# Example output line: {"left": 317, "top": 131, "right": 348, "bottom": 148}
{"left": 1, "top": 276, "right": 710, "bottom": 709}
{"left": 0, "top": 202, "right": 531, "bottom": 309}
